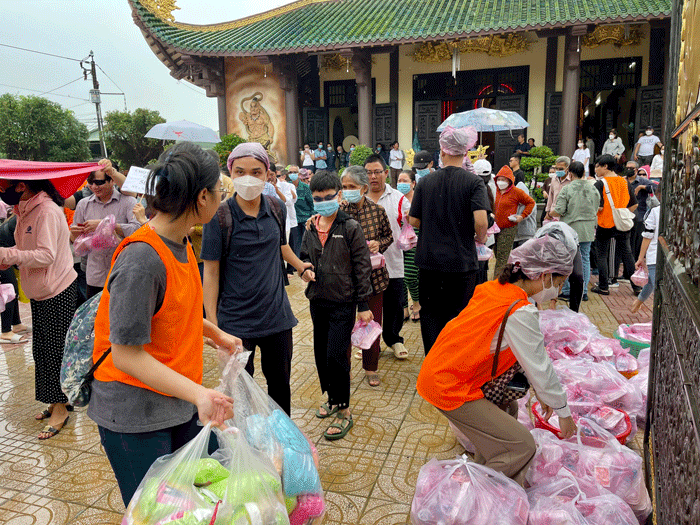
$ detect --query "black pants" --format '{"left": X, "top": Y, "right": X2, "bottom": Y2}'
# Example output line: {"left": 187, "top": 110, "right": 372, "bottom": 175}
{"left": 98, "top": 414, "right": 218, "bottom": 507}
{"left": 241, "top": 328, "right": 293, "bottom": 415}
{"left": 596, "top": 226, "right": 635, "bottom": 291}
{"left": 382, "top": 278, "right": 405, "bottom": 347}
{"left": 476, "top": 260, "right": 490, "bottom": 286}
{"left": 310, "top": 300, "right": 355, "bottom": 410}
{"left": 0, "top": 267, "right": 20, "bottom": 333}
{"left": 630, "top": 219, "right": 645, "bottom": 260}
{"left": 86, "top": 284, "right": 102, "bottom": 300}
{"left": 569, "top": 247, "right": 584, "bottom": 312}
{"left": 419, "top": 269, "right": 477, "bottom": 355}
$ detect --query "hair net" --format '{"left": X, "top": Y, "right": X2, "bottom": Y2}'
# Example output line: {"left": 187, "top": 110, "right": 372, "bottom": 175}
{"left": 439, "top": 125, "right": 478, "bottom": 156}
{"left": 534, "top": 221, "right": 579, "bottom": 254}
{"left": 507, "top": 235, "right": 574, "bottom": 280}
{"left": 227, "top": 142, "right": 270, "bottom": 173}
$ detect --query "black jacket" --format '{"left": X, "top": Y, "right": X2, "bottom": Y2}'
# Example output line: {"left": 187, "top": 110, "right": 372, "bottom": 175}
{"left": 300, "top": 210, "right": 372, "bottom": 311}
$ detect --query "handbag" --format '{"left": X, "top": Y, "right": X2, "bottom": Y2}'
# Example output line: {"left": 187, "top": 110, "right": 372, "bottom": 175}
{"left": 646, "top": 185, "right": 660, "bottom": 210}
{"left": 601, "top": 178, "right": 634, "bottom": 232}
{"left": 481, "top": 301, "right": 530, "bottom": 408}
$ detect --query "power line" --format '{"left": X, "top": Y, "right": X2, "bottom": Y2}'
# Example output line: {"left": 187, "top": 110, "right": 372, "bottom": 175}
{"left": 0, "top": 43, "right": 82, "bottom": 62}
{"left": 38, "top": 76, "right": 84, "bottom": 97}
{"left": 95, "top": 64, "right": 124, "bottom": 95}
{"left": 0, "top": 82, "right": 90, "bottom": 102}
{"left": 178, "top": 80, "right": 205, "bottom": 95}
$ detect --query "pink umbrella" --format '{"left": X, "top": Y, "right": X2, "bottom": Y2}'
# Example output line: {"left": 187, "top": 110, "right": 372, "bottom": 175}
{"left": 0, "top": 159, "right": 100, "bottom": 198}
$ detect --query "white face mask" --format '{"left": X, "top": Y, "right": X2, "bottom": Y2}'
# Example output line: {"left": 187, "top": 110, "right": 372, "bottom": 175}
{"left": 578, "top": 142, "right": 584, "bottom": 148}
{"left": 496, "top": 180, "right": 510, "bottom": 191}
{"left": 549, "top": 172, "right": 556, "bottom": 178}
{"left": 530, "top": 274, "right": 560, "bottom": 304}
{"left": 233, "top": 175, "right": 265, "bottom": 201}
{"left": 609, "top": 134, "right": 615, "bottom": 140}
{"left": 645, "top": 130, "right": 653, "bottom": 136}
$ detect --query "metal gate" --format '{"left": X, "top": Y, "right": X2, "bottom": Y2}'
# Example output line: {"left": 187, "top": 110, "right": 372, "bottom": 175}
{"left": 645, "top": 0, "right": 700, "bottom": 523}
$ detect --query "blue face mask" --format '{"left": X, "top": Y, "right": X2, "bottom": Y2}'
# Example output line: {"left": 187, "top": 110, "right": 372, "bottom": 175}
{"left": 397, "top": 182, "right": 412, "bottom": 195}
{"left": 415, "top": 168, "right": 430, "bottom": 181}
{"left": 556, "top": 170, "right": 566, "bottom": 178}
{"left": 288, "top": 172, "right": 299, "bottom": 181}
{"left": 314, "top": 199, "right": 339, "bottom": 217}
{"left": 343, "top": 189, "right": 362, "bottom": 203}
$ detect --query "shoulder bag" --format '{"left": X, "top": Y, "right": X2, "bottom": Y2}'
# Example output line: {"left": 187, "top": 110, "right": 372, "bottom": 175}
{"left": 601, "top": 178, "right": 635, "bottom": 232}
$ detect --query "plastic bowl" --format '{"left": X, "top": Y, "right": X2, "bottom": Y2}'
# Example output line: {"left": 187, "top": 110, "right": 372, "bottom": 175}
{"left": 613, "top": 332, "right": 650, "bottom": 358}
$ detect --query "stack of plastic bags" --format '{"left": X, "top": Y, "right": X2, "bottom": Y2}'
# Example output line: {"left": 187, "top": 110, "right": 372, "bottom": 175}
{"left": 526, "top": 418, "right": 652, "bottom": 524}
{"left": 218, "top": 352, "right": 325, "bottom": 525}
{"left": 411, "top": 456, "right": 529, "bottom": 525}
{"left": 616, "top": 323, "right": 652, "bottom": 346}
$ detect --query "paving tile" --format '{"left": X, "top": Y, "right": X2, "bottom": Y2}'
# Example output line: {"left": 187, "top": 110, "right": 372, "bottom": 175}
{"left": 360, "top": 498, "right": 412, "bottom": 524}
{"left": 315, "top": 444, "right": 387, "bottom": 497}
{"left": 0, "top": 492, "right": 87, "bottom": 524}
{"left": 71, "top": 506, "right": 125, "bottom": 524}
{"left": 320, "top": 491, "right": 367, "bottom": 524}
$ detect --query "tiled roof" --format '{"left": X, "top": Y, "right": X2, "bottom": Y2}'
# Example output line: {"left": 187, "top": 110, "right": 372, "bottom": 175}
{"left": 130, "top": 0, "right": 672, "bottom": 56}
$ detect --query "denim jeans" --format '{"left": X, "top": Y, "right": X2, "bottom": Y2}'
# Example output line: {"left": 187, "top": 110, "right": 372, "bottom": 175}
{"left": 563, "top": 242, "right": 591, "bottom": 296}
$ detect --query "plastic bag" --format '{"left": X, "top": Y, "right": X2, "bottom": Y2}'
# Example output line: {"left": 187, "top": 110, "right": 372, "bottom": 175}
{"left": 475, "top": 242, "right": 493, "bottom": 261}
{"left": 397, "top": 220, "right": 417, "bottom": 251}
{"left": 73, "top": 231, "right": 93, "bottom": 257}
{"left": 122, "top": 423, "right": 225, "bottom": 525}
{"left": 630, "top": 267, "right": 648, "bottom": 287}
{"left": 539, "top": 308, "right": 602, "bottom": 356}
{"left": 526, "top": 474, "right": 589, "bottom": 525}
{"left": 370, "top": 252, "right": 385, "bottom": 269}
{"left": 447, "top": 421, "right": 476, "bottom": 455}
{"left": 73, "top": 214, "right": 120, "bottom": 256}
{"left": 616, "top": 323, "right": 652, "bottom": 345}
{"left": 486, "top": 222, "right": 500, "bottom": 235}
{"left": 0, "top": 283, "right": 16, "bottom": 313}
{"left": 411, "top": 456, "right": 529, "bottom": 525}
{"left": 351, "top": 320, "right": 382, "bottom": 350}
{"left": 218, "top": 352, "right": 325, "bottom": 521}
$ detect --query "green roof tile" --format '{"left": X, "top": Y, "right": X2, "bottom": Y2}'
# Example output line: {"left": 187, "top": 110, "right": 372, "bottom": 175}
{"left": 130, "top": 0, "right": 672, "bottom": 56}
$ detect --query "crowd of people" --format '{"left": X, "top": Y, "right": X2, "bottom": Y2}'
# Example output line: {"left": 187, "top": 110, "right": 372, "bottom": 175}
{"left": 0, "top": 119, "right": 661, "bottom": 508}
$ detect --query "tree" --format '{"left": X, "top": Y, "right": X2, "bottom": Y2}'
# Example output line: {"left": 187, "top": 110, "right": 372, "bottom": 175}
{"left": 103, "top": 108, "right": 166, "bottom": 171}
{"left": 0, "top": 94, "right": 90, "bottom": 161}
{"left": 213, "top": 133, "right": 246, "bottom": 172}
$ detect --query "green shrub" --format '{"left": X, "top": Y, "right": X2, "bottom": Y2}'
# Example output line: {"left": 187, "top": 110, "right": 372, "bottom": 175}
{"left": 520, "top": 156, "right": 542, "bottom": 172}
{"left": 543, "top": 155, "right": 559, "bottom": 169}
{"left": 529, "top": 146, "right": 554, "bottom": 159}
{"left": 213, "top": 133, "right": 245, "bottom": 171}
{"left": 349, "top": 145, "right": 373, "bottom": 166}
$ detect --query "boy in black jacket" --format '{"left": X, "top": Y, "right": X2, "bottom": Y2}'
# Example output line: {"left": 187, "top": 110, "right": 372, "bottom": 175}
{"left": 301, "top": 170, "right": 373, "bottom": 440}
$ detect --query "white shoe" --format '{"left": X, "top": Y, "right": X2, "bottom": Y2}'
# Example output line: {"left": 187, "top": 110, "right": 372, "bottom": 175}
{"left": 392, "top": 342, "right": 409, "bottom": 360}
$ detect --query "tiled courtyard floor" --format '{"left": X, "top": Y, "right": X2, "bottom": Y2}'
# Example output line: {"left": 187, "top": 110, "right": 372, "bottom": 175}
{"left": 0, "top": 274, "right": 652, "bottom": 524}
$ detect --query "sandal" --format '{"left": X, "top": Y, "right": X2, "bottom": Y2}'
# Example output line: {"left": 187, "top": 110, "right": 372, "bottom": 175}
{"left": 354, "top": 349, "right": 363, "bottom": 360}
{"left": 392, "top": 342, "right": 409, "bottom": 360}
{"left": 35, "top": 404, "right": 74, "bottom": 420}
{"left": 411, "top": 311, "right": 420, "bottom": 322}
{"left": 38, "top": 415, "right": 69, "bottom": 440}
{"left": 0, "top": 333, "right": 28, "bottom": 344}
{"left": 366, "top": 372, "right": 381, "bottom": 387}
{"left": 315, "top": 402, "right": 338, "bottom": 419}
{"left": 324, "top": 413, "right": 353, "bottom": 441}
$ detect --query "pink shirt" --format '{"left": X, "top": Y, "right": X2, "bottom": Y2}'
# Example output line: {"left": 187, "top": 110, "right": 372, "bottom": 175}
{"left": 0, "top": 192, "right": 77, "bottom": 300}
{"left": 546, "top": 174, "right": 573, "bottom": 213}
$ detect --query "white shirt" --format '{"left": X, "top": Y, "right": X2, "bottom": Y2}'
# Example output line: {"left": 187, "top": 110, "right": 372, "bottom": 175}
{"left": 373, "top": 184, "right": 410, "bottom": 278}
{"left": 389, "top": 148, "right": 404, "bottom": 170}
{"left": 572, "top": 148, "right": 591, "bottom": 174}
{"left": 494, "top": 304, "right": 570, "bottom": 418}
{"left": 650, "top": 154, "right": 664, "bottom": 171}
{"left": 643, "top": 206, "right": 660, "bottom": 265}
{"left": 277, "top": 180, "right": 297, "bottom": 228}
{"left": 301, "top": 152, "right": 314, "bottom": 167}
{"left": 636, "top": 135, "right": 661, "bottom": 157}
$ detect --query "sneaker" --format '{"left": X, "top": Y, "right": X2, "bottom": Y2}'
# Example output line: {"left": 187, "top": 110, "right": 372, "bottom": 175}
{"left": 608, "top": 280, "right": 620, "bottom": 288}
{"left": 590, "top": 285, "right": 609, "bottom": 296}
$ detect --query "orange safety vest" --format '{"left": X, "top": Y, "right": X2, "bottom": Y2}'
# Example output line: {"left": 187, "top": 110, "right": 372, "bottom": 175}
{"left": 417, "top": 280, "right": 530, "bottom": 411}
{"left": 93, "top": 224, "right": 204, "bottom": 393}
{"left": 597, "top": 176, "right": 631, "bottom": 229}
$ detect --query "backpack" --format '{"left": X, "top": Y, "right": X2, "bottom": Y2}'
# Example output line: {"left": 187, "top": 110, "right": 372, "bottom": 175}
{"left": 216, "top": 195, "right": 288, "bottom": 298}
{"left": 60, "top": 291, "right": 111, "bottom": 407}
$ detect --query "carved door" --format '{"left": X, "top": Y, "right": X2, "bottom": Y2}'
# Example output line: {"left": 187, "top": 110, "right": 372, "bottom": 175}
{"left": 495, "top": 95, "right": 527, "bottom": 169}
{"left": 635, "top": 85, "right": 664, "bottom": 135}
{"left": 414, "top": 101, "right": 441, "bottom": 153}
{"left": 302, "top": 107, "right": 328, "bottom": 145}
{"left": 543, "top": 92, "right": 563, "bottom": 156}
{"left": 374, "top": 103, "right": 397, "bottom": 145}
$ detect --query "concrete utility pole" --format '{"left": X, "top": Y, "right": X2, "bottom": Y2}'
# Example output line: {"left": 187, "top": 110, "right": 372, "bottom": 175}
{"left": 82, "top": 51, "right": 108, "bottom": 158}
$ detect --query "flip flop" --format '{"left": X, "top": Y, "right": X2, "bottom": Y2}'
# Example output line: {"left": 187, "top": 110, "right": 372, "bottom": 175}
{"left": 38, "top": 415, "right": 69, "bottom": 440}
{"left": 0, "top": 333, "right": 28, "bottom": 344}
{"left": 324, "top": 413, "right": 353, "bottom": 441}
{"left": 366, "top": 372, "right": 381, "bottom": 387}
{"left": 315, "top": 402, "right": 338, "bottom": 419}
{"left": 35, "top": 405, "right": 74, "bottom": 420}
{"left": 12, "top": 327, "right": 31, "bottom": 335}
{"left": 411, "top": 311, "right": 420, "bottom": 323}
{"left": 354, "top": 350, "right": 363, "bottom": 360}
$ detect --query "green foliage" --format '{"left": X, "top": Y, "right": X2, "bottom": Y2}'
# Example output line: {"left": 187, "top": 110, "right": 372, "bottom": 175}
{"left": 0, "top": 94, "right": 91, "bottom": 162}
{"left": 533, "top": 187, "right": 545, "bottom": 203}
{"left": 520, "top": 156, "right": 542, "bottom": 173}
{"left": 338, "top": 166, "right": 345, "bottom": 178}
{"left": 349, "top": 145, "right": 373, "bottom": 166}
{"left": 103, "top": 108, "right": 166, "bottom": 171}
{"left": 213, "top": 134, "right": 245, "bottom": 171}
{"left": 528, "top": 146, "right": 554, "bottom": 159}
{"left": 543, "top": 155, "right": 559, "bottom": 169}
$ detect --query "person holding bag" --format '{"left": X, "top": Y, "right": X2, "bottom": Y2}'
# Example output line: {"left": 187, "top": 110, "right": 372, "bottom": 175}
{"left": 417, "top": 235, "right": 577, "bottom": 486}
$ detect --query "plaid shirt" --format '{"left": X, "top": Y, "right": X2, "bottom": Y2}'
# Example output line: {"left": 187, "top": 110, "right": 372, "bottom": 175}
{"left": 342, "top": 198, "right": 392, "bottom": 295}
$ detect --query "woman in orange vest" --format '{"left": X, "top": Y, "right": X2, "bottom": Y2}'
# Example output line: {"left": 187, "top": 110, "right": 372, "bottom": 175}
{"left": 417, "top": 235, "right": 577, "bottom": 485}
{"left": 87, "top": 142, "right": 242, "bottom": 506}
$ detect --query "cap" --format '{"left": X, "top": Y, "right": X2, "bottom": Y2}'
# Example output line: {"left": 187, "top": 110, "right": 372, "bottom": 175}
{"left": 473, "top": 159, "right": 492, "bottom": 177}
{"left": 413, "top": 150, "right": 433, "bottom": 169}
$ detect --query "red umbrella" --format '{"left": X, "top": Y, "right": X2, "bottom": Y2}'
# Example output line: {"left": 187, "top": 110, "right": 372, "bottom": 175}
{"left": 0, "top": 159, "right": 100, "bottom": 198}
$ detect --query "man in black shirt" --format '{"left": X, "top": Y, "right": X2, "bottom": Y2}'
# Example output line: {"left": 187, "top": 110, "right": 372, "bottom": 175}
{"left": 509, "top": 154, "right": 526, "bottom": 186}
{"left": 409, "top": 126, "right": 490, "bottom": 354}
{"left": 513, "top": 134, "right": 530, "bottom": 155}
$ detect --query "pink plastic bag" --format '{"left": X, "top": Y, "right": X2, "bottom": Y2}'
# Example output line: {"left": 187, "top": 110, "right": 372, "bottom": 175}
{"left": 475, "top": 242, "right": 493, "bottom": 261}
{"left": 351, "top": 320, "right": 382, "bottom": 350}
{"left": 411, "top": 456, "right": 529, "bottom": 525}
{"left": 0, "top": 283, "right": 16, "bottom": 313}
{"left": 397, "top": 221, "right": 417, "bottom": 251}
{"left": 630, "top": 267, "right": 648, "bottom": 286}
{"left": 616, "top": 323, "right": 652, "bottom": 345}
{"left": 73, "top": 214, "right": 120, "bottom": 256}
{"left": 486, "top": 223, "right": 501, "bottom": 235}
{"left": 369, "top": 252, "right": 385, "bottom": 269}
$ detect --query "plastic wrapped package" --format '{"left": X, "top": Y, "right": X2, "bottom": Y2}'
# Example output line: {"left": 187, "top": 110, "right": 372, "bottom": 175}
{"left": 615, "top": 353, "right": 639, "bottom": 379}
{"left": 475, "top": 242, "right": 493, "bottom": 261}
{"left": 616, "top": 323, "right": 652, "bottom": 345}
{"left": 350, "top": 320, "right": 383, "bottom": 350}
{"left": 532, "top": 402, "right": 632, "bottom": 445}
{"left": 370, "top": 252, "right": 385, "bottom": 269}
{"left": 218, "top": 352, "right": 324, "bottom": 520}
{"left": 575, "top": 494, "right": 638, "bottom": 525}
{"left": 397, "top": 220, "right": 418, "bottom": 250}
{"left": 486, "top": 223, "right": 501, "bottom": 235}
{"left": 539, "top": 308, "right": 602, "bottom": 355}
{"left": 410, "top": 456, "right": 529, "bottom": 525}
{"left": 526, "top": 474, "right": 589, "bottom": 525}
{"left": 630, "top": 267, "right": 649, "bottom": 287}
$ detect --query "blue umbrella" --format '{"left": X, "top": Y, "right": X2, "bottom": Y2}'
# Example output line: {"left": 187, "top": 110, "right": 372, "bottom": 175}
{"left": 436, "top": 108, "right": 529, "bottom": 132}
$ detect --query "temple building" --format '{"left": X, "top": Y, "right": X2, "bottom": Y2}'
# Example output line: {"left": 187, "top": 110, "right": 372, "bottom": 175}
{"left": 131, "top": 0, "right": 672, "bottom": 167}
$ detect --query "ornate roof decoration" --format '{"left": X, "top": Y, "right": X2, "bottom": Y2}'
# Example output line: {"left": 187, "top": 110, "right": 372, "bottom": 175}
{"left": 411, "top": 34, "right": 531, "bottom": 62}
{"left": 581, "top": 24, "right": 644, "bottom": 48}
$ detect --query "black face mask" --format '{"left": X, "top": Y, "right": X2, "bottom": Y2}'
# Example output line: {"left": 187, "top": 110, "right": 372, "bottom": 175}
{"left": 624, "top": 168, "right": 636, "bottom": 178}
{"left": 1, "top": 184, "right": 23, "bottom": 206}
{"left": 480, "top": 175, "right": 491, "bottom": 184}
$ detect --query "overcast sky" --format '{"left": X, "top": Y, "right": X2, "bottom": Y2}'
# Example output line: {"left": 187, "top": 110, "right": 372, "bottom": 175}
{"left": 0, "top": 0, "right": 294, "bottom": 135}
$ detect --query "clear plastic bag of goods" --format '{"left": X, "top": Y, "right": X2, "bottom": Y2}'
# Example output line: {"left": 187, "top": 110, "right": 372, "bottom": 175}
{"left": 350, "top": 320, "right": 383, "bottom": 350}
{"left": 397, "top": 220, "right": 418, "bottom": 250}
{"left": 122, "top": 423, "right": 229, "bottom": 525}
{"left": 0, "top": 283, "right": 16, "bottom": 313}
{"left": 410, "top": 456, "right": 529, "bottom": 525}
{"left": 526, "top": 474, "right": 589, "bottom": 525}
{"left": 616, "top": 323, "right": 652, "bottom": 345}
{"left": 475, "top": 242, "right": 493, "bottom": 261}
{"left": 630, "top": 267, "right": 648, "bottom": 287}
{"left": 217, "top": 352, "right": 325, "bottom": 524}
{"left": 539, "top": 308, "right": 602, "bottom": 355}
{"left": 486, "top": 223, "right": 501, "bottom": 235}
{"left": 575, "top": 493, "right": 638, "bottom": 525}
{"left": 91, "top": 214, "right": 120, "bottom": 250}
{"left": 615, "top": 353, "right": 639, "bottom": 379}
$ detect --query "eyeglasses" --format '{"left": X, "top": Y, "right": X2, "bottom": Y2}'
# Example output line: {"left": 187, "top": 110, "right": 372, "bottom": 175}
{"left": 313, "top": 192, "right": 338, "bottom": 203}
{"left": 87, "top": 179, "right": 109, "bottom": 186}
{"left": 366, "top": 170, "right": 386, "bottom": 176}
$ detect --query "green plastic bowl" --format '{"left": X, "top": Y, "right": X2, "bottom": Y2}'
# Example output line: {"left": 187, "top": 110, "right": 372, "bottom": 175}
{"left": 613, "top": 331, "right": 650, "bottom": 358}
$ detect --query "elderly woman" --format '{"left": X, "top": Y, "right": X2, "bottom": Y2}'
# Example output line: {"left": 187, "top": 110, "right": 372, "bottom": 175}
{"left": 340, "top": 165, "right": 393, "bottom": 387}
{"left": 417, "top": 235, "right": 577, "bottom": 486}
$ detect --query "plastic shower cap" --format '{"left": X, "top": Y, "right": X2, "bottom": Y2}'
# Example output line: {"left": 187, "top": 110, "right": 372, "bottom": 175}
{"left": 507, "top": 235, "right": 574, "bottom": 280}
{"left": 439, "top": 125, "right": 478, "bottom": 156}
{"left": 534, "top": 221, "right": 579, "bottom": 255}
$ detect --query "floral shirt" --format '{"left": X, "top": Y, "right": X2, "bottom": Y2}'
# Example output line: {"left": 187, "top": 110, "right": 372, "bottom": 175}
{"left": 341, "top": 198, "right": 392, "bottom": 295}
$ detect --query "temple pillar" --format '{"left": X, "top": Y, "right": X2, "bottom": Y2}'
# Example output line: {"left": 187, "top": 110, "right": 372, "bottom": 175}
{"left": 217, "top": 94, "right": 227, "bottom": 137}
{"left": 561, "top": 26, "right": 586, "bottom": 156}
{"left": 345, "top": 49, "right": 372, "bottom": 146}
{"left": 278, "top": 56, "right": 300, "bottom": 166}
